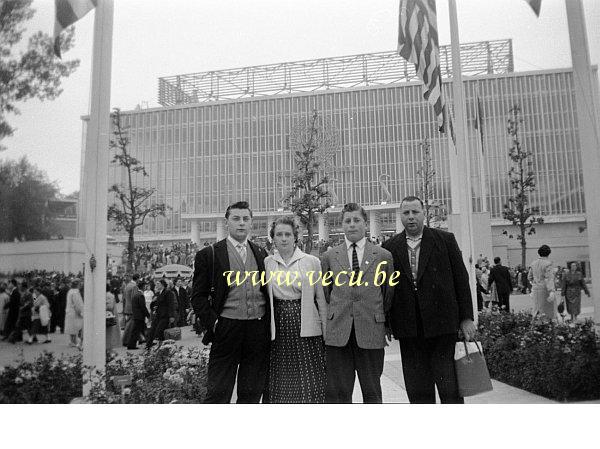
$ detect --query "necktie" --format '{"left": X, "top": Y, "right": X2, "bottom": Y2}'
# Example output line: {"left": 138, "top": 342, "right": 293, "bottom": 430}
{"left": 237, "top": 243, "right": 247, "bottom": 264}
{"left": 351, "top": 243, "right": 360, "bottom": 273}
{"left": 408, "top": 242, "right": 420, "bottom": 285}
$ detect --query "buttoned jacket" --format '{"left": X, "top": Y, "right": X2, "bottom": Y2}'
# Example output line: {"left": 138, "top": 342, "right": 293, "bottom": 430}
{"left": 264, "top": 248, "right": 327, "bottom": 340}
{"left": 320, "top": 240, "right": 394, "bottom": 349}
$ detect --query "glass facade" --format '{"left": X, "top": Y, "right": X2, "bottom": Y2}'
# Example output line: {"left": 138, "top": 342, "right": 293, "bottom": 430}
{"left": 107, "top": 68, "right": 588, "bottom": 240}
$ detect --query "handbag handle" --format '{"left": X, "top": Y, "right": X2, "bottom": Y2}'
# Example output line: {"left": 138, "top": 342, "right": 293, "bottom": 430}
{"left": 462, "top": 339, "right": 482, "bottom": 362}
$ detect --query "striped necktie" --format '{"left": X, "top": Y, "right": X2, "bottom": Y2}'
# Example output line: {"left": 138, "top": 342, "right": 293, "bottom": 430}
{"left": 351, "top": 243, "right": 360, "bottom": 273}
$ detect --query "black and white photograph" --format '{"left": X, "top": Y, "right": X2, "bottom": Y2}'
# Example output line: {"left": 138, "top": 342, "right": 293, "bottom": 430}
{"left": 0, "top": 0, "right": 599, "bottom": 445}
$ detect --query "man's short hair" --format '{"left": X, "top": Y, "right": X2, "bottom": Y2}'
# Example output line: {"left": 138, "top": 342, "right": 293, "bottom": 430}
{"left": 341, "top": 202, "right": 368, "bottom": 222}
{"left": 400, "top": 196, "right": 424, "bottom": 208}
{"left": 225, "top": 201, "right": 253, "bottom": 219}
{"left": 158, "top": 279, "right": 168, "bottom": 288}
{"left": 494, "top": 257, "right": 501, "bottom": 264}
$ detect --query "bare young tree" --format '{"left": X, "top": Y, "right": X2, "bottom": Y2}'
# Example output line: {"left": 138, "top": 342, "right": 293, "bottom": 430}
{"left": 502, "top": 106, "right": 544, "bottom": 269}
{"left": 416, "top": 139, "right": 445, "bottom": 228}
{"left": 284, "top": 110, "right": 339, "bottom": 253}
{"left": 107, "top": 108, "right": 168, "bottom": 273}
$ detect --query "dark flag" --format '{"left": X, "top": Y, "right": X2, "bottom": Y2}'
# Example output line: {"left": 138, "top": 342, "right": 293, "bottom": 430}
{"left": 54, "top": 0, "right": 98, "bottom": 58}
{"left": 525, "top": 0, "right": 542, "bottom": 17}
{"left": 474, "top": 96, "right": 485, "bottom": 153}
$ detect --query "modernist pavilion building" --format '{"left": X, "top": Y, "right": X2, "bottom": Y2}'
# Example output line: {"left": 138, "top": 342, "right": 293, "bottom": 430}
{"left": 103, "top": 39, "right": 597, "bottom": 271}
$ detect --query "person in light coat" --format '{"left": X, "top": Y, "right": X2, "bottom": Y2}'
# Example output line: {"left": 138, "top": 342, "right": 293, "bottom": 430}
{"left": 64, "top": 279, "right": 84, "bottom": 349}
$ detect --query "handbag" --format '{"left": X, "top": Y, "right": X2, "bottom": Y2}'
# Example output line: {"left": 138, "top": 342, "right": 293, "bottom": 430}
{"left": 454, "top": 340, "right": 493, "bottom": 397}
{"left": 39, "top": 304, "right": 51, "bottom": 327}
{"left": 106, "top": 311, "right": 117, "bottom": 327}
{"left": 164, "top": 323, "right": 182, "bottom": 341}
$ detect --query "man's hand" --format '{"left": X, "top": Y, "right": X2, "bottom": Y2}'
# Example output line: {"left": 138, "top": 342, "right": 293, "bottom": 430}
{"left": 460, "top": 319, "right": 477, "bottom": 341}
{"left": 385, "top": 326, "right": 393, "bottom": 345}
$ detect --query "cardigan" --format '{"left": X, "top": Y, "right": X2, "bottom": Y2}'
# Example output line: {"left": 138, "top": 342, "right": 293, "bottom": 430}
{"left": 264, "top": 248, "right": 327, "bottom": 340}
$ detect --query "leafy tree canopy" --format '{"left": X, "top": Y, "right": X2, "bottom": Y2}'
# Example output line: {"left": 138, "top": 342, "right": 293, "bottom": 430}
{"left": 1, "top": 0, "right": 79, "bottom": 150}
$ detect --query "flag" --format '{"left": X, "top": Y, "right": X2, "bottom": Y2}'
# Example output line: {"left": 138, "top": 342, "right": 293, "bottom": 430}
{"left": 398, "top": 0, "right": 446, "bottom": 132}
{"left": 525, "top": 0, "right": 542, "bottom": 16}
{"left": 54, "top": 0, "right": 97, "bottom": 58}
{"left": 474, "top": 96, "right": 484, "bottom": 153}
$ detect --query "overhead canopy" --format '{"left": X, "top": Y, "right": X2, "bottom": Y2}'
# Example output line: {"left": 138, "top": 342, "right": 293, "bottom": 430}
{"left": 153, "top": 264, "right": 193, "bottom": 279}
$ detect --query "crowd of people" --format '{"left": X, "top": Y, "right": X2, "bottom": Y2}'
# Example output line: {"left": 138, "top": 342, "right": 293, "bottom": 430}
{"left": 115, "top": 242, "right": 199, "bottom": 274}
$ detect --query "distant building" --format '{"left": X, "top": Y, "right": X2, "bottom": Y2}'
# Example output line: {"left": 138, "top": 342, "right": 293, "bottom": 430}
{"left": 97, "top": 39, "right": 598, "bottom": 270}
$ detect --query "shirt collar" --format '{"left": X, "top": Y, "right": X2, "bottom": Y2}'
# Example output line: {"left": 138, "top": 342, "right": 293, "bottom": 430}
{"left": 406, "top": 232, "right": 423, "bottom": 242}
{"left": 345, "top": 236, "right": 366, "bottom": 251}
{"left": 227, "top": 235, "right": 248, "bottom": 248}
{"left": 272, "top": 246, "right": 305, "bottom": 267}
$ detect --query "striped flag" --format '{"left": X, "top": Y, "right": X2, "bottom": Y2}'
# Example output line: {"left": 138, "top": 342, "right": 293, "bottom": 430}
{"left": 398, "top": 0, "right": 446, "bottom": 132}
{"left": 474, "top": 96, "right": 484, "bottom": 153}
{"left": 54, "top": 0, "right": 97, "bottom": 58}
{"left": 525, "top": 0, "right": 542, "bottom": 16}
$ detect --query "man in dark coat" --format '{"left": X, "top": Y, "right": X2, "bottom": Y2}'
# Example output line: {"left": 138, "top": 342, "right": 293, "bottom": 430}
{"left": 191, "top": 201, "right": 270, "bottom": 404}
{"left": 145, "top": 279, "right": 175, "bottom": 349}
{"left": 488, "top": 256, "right": 513, "bottom": 312}
{"left": 127, "top": 282, "right": 150, "bottom": 350}
{"left": 382, "top": 196, "right": 476, "bottom": 404}
{"left": 173, "top": 277, "right": 190, "bottom": 327}
{"left": 2, "top": 279, "right": 20, "bottom": 340}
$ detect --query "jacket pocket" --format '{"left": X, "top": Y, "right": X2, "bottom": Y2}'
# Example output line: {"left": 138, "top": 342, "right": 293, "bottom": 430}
{"left": 374, "top": 313, "right": 386, "bottom": 323}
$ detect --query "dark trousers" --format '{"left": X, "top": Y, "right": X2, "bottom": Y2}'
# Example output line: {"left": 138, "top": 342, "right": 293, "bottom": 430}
{"left": 497, "top": 292, "right": 510, "bottom": 312}
{"left": 205, "top": 316, "right": 270, "bottom": 404}
{"left": 325, "top": 326, "right": 385, "bottom": 404}
{"left": 127, "top": 319, "right": 147, "bottom": 349}
{"left": 399, "top": 333, "right": 463, "bottom": 404}
{"left": 146, "top": 317, "right": 169, "bottom": 347}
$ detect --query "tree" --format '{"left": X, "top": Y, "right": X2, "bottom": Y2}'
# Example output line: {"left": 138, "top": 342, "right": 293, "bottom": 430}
{"left": 502, "top": 106, "right": 544, "bottom": 268}
{"left": 107, "top": 109, "right": 168, "bottom": 273}
{"left": 283, "top": 110, "right": 339, "bottom": 254}
{"left": 0, "top": 156, "right": 59, "bottom": 241}
{"left": 416, "top": 139, "right": 446, "bottom": 228}
{"left": 0, "top": 0, "right": 79, "bottom": 150}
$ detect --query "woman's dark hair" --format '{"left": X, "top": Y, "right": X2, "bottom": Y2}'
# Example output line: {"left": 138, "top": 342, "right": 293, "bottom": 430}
{"left": 538, "top": 245, "right": 551, "bottom": 257}
{"left": 269, "top": 216, "right": 299, "bottom": 242}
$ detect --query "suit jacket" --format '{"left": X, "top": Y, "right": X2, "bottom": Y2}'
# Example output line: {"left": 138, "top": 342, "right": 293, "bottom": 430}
{"left": 488, "top": 264, "right": 512, "bottom": 295}
{"left": 173, "top": 287, "right": 190, "bottom": 311}
{"left": 382, "top": 227, "right": 473, "bottom": 339}
{"left": 320, "top": 240, "right": 395, "bottom": 350}
{"left": 153, "top": 289, "right": 176, "bottom": 320}
{"left": 191, "top": 238, "right": 270, "bottom": 344}
{"left": 131, "top": 290, "right": 150, "bottom": 320}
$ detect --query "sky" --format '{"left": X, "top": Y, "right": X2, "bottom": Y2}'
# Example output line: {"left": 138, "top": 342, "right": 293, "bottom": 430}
{"left": 3, "top": 0, "right": 600, "bottom": 195}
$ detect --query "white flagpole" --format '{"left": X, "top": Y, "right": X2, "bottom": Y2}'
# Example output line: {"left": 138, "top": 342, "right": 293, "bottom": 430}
{"left": 564, "top": 0, "right": 600, "bottom": 326}
{"left": 81, "top": 0, "right": 114, "bottom": 395}
{"left": 476, "top": 94, "right": 488, "bottom": 213}
{"left": 447, "top": 0, "right": 477, "bottom": 322}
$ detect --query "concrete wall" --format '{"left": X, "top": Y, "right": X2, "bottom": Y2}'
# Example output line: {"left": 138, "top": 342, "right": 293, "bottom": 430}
{"left": 491, "top": 220, "right": 589, "bottom": 270}
{"left": 0, "top": 239, "right": 86, "bottom": 274}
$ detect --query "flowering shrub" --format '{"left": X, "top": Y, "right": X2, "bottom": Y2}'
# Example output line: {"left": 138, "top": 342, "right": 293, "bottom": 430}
{"left": 0, "top": 342, "right": 209, "bottom": 404}
{"left": 0, "top": 352, "right": 84, "bottom": 403}
{"left": 478, "top": 311, "right": 600, "bottom": 402}
{"left": 88, "top": 341, "right": 209, "bottom": 404}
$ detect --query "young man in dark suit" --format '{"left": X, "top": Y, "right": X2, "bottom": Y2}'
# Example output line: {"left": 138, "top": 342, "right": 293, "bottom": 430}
{"left": 382, "top": 196, "right": 476, "bottom": 404}
{"left": 127, "top": 282, "right": 150, "bottom": 350}
{"left": 488, "top": 256, "right": 513, "bottom": 312}
{"left": 173, "top": 277, "right": 190, "bottom": 327}
{"left": 191, "top": 201, "right": 270, "bottom": 404}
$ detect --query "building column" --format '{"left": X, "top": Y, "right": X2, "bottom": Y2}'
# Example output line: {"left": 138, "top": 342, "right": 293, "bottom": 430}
{"left": 395, "top": 208, "right": 404, "bottom": 234}
{"left": 369, "top": 210, "right": 381, "bottom": 240}
{"left": 216, "top": 219, "right": 226, "bottom": 241}
{"left": 318, "top": 213, "right": 329, "bottom": 242}
{"left": 190, "top": 220, "right": 201, "bottom": 244}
